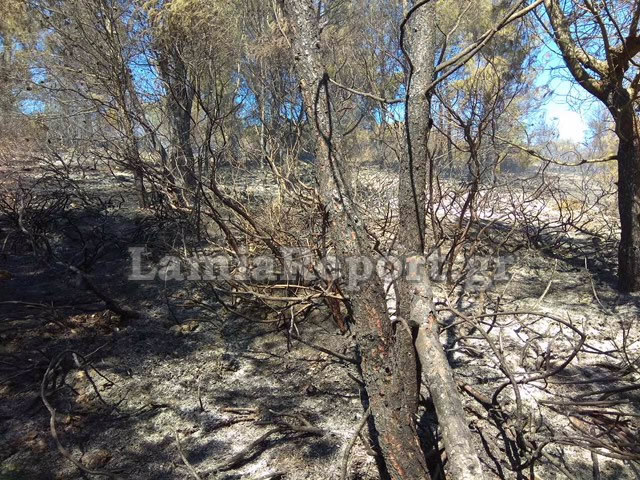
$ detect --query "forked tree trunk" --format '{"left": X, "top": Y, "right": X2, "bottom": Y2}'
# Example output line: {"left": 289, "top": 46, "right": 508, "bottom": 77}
{"left": 284, "top": 1, "right": 484, "bottom": 479}
{"left": 397, "top": 4, "right": 484, "bottom": 480}
{"left": 283, "top": 1, "right": 431, "bottom": 478}
{"left": 394, "top": 2, "right": 436, "bottom": 420}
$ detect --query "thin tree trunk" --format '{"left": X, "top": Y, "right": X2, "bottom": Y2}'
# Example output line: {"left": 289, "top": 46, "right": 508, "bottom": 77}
{"left": 395, "top": 0, "right": 436, "bottom": 434}
{"left": 613, "top": 98, "right": 640, "bottom": 292}
{"left": 397, "top": 4, "right": 485, "bottom": 480}
{"left": 158, "top": 45, "right": 197, "bottom": 193}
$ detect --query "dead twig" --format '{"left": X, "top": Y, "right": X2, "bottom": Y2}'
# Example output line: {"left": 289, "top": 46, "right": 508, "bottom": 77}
{"left": 290, "top": 333, "right": 358, "bottom": 364}
{"left": 340, "top": 406, "right": 371, "bottom": 480}
{"left": 210, "top": 408, "right": 326, "bottom": 473}
{"left": 174, "top": 429, "right": 203, "bottom": 480}
{"left": 62, "top": 263, "right": 139, "bottom": 319}
{"left": 211, "top": 427, "right": 282, "bottom": 472}
{"left": 40, "top": 351, "right": 119, "bottom": 478}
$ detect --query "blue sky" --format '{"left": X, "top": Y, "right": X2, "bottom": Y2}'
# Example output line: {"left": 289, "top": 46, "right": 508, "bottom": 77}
{"left": 536, "top": 45, "right": 598, "bottom": 144}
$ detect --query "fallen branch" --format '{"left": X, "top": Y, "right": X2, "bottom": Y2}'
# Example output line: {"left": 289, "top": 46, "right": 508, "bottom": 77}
{"left": 40, "top": 351, "right": 119, "bottom": 478}
{"left": 63, "top": 263, "right": 140, "bottom": 320}
{"left": 174, "top": 429, "right": 203, "bottom": 480}
{"left": 247, "top": 471, "right": 285, "bottom": 480}
{"left": 210, "top": 408, "right": 326, "bottom": 473}
{"left": 211, "top": 427, "right": 282, "bottom": 472}
{"left": 290, "top": 333, "right": 358, "bottom": 364}
{"left": 340, "top": 406, "right": 371, "bottom": 480}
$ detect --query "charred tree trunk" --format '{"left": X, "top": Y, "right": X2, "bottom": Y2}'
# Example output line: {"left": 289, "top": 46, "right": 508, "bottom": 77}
{"left": 414, "top": 313, "right": 485, "bottom": 480}
{"left": 395, "top": 0, "right": 436, "bottom": 431}
{"left": 283, "top": 1, "right": 485, "bottom": 478}
{"left": 283, "top": 1, "right": 431, "bottom": 478}
{"left": 132, "top": 156, "right": 147, "bottom": 208}
{"left": 611, "top": 91, "right": 640, "bottom": 292}
{"left": 157, "top": 45, "right": 196, "bottom": 193}
{"left": 123, "top": 102, "right": 147, "bottom": 209}
{"left": 396, "top": 4, "right": 484, "bottom": 480}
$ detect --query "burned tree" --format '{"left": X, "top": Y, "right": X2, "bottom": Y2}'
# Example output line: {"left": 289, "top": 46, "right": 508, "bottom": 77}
{"left": 543, "top": 0, "right": 640, "bottom": 291}
{"left": 282, "top": 1, "right": 483, "bottom": 478}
